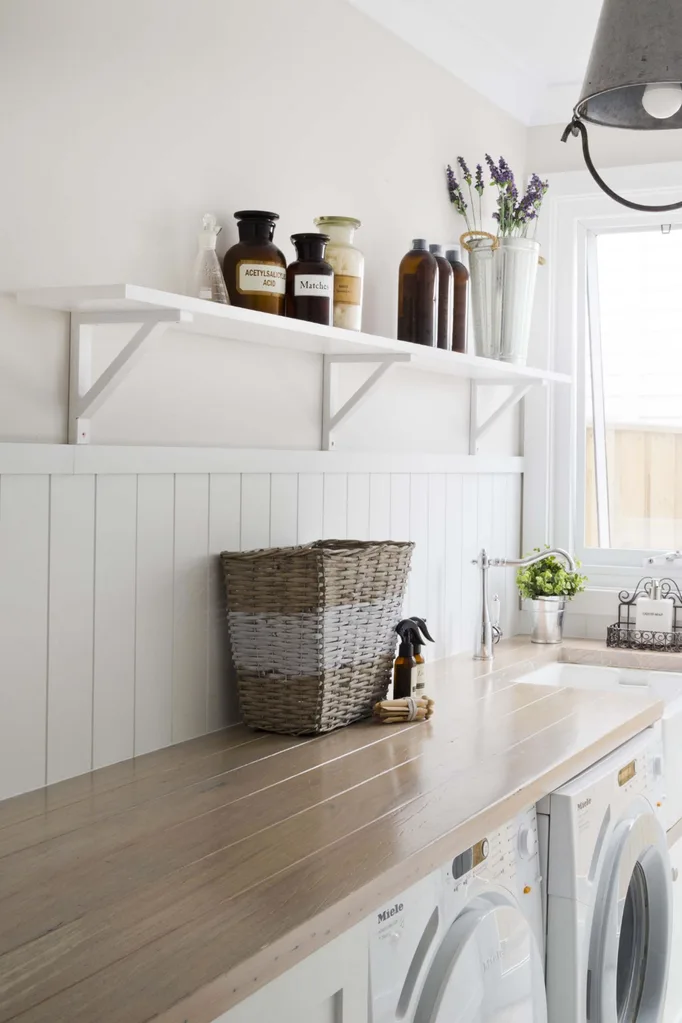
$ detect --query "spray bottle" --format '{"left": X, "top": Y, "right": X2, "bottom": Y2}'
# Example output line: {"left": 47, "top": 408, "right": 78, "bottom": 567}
{"left": 394, "top": 621, "right": 417, "bottom": 699}
{"left": 408, "top": 617, "right": 435, "bottom": 695}
{"left": 394, "top": 618, "right": 436, "bottom": 698}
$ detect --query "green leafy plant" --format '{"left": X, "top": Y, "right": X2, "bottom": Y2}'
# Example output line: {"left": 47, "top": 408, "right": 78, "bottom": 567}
{"left": 516, "top": 548, "right": 587, "bottom": 601}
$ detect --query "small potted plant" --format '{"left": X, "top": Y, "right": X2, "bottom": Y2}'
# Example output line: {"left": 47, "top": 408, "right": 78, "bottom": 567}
{"left": 516, "top": 548, "right": 587, "bottom": 644}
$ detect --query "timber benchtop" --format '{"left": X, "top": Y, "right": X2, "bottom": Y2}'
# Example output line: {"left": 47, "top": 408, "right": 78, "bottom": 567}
{"left": 0, "top": 639, "right": 663, "bottom": 1023}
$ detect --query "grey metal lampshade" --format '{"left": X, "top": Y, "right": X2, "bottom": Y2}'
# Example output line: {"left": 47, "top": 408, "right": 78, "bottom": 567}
{"left": 576, "top": 0, "right": 682, "bottom": 129}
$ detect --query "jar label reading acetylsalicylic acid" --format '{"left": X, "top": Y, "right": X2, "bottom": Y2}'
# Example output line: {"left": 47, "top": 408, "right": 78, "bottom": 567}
{"left": 334, "top": 274, "right": 361, "bottom": 306}
{"left": 237, "top": 261, "right": 286, "bottom": 295}
{"left": 294, "top": 275, "right": 333, "bottom": 297}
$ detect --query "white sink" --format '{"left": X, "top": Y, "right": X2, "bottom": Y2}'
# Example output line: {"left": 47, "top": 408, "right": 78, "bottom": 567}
{"left": 517, "top": 660, "right": 682, "bottom": 831}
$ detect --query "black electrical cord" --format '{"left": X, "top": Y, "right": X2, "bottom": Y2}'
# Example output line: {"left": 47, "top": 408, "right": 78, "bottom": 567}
{"left": 561, "top": 117, "right": 682, "bottom": 212}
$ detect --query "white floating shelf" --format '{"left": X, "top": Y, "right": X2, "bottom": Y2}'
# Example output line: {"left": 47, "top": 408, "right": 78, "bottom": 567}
{"left": 18, "top": 283, "right": 571, "bottom": 384}
{"left": 16, "top": 284, "right": 572, "bottom": 448}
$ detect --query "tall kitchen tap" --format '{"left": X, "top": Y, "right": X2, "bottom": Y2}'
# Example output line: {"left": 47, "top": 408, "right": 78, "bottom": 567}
{"left": 473, "top": 548, "right": 577, "bottom": 662}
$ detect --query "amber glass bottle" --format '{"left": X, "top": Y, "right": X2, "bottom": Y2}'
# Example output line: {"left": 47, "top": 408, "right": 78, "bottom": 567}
{"left": 286, "top": 234, "right": 333, "bottom": 325}
{"left": 397, "top": 239, "right": 438, "bottom": 346}
{"left": 393, "top": 638, "right": 416, "bottom": 699}
{"left": 429, "top": 244, "right": 454, "bottom": 350}
{"left": 223, "top": 211, "right": 286, "bottom": 315}
{"left": 445, "top": 247, "right": 470, "bottom": 353}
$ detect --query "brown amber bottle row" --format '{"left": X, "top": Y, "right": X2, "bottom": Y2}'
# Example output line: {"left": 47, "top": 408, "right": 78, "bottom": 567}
{"left": 397, "top": 239, "right": 469, "bottom": 350}
{"left": 223, "top": 211, "right": 360, "bottom": 328}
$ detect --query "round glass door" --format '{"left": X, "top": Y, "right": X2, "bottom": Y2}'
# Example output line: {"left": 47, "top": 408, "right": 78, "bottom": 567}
{"left": 414, "top": 899, "right": 547, "bottom": 1023}
{"left": 588, "top": 805, "right": 672, "bottom": 1022}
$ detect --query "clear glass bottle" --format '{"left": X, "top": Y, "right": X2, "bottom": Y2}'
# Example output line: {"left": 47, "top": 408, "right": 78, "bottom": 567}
{"left": 190, "top": 214, "right": 229, "bottom": 304}
{"left": 313, "top": 216, "right": 364, "bottom": 330}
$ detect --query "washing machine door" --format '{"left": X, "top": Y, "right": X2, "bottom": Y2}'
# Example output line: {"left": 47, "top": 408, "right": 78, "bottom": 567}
{"left": 588, "top": 804, "right": 672, "bottom": 1022}
{"left": 414, "top": 896, "right": 547, "bottom": 1023}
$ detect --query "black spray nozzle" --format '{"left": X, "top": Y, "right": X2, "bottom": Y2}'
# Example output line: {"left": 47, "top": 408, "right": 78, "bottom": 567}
{"left": 395, "top": 617, "right": 435, "bottom": 657}
{"left": 409, "top": 617, "right": 435, "bottom": 644}
{"left": 394, "top": 620, "right": 415, "bottom": 658}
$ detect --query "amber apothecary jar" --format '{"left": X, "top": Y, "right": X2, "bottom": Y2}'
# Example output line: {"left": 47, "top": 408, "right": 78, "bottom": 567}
{"left": 223, "top": 210, "right": 287, "bottom": 315}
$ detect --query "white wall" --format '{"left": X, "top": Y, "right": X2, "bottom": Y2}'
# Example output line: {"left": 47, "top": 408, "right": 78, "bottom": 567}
{"left": 0, "top": 447, "right": 522, "bottom": 800}
{"left": 527, "top": 122, "right": 682, "bottom": 176}
{"left": 0, "top": 0, "right": 526, "bottom": 452}
{"left": 0, "top": 0, "right": 531, "bottom": 799}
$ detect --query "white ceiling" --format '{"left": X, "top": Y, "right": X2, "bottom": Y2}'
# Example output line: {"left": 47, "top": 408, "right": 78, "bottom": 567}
{"left": 347, "top": 0, "right": 603, "bottom": 126}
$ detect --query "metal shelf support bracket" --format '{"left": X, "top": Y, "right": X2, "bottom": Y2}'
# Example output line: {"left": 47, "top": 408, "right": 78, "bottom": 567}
{"left": 322, "top": 353, "right": 412, "bottom": 450}
{"left": 469, "top": 378, "right": 546, "bottom": 455}
{"left": 68, "top": 308, "right": 193, "bottom": 443}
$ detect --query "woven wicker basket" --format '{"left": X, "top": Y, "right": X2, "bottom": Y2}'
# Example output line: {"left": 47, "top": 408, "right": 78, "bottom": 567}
{"left": 221, "top": 540, "right": 414, "bottom": 735}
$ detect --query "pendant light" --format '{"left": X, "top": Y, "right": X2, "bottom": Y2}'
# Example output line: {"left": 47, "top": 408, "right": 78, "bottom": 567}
{"left": 562, "top": 0, "right": 682, "bottom": 211}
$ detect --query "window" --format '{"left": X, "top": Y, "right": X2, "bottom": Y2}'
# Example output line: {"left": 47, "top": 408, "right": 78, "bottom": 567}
{"left": 585, "top": 226, "right": 682, "bottom": 553}
{"left": 526, "top": 162, "right": 682, "bottom": 585}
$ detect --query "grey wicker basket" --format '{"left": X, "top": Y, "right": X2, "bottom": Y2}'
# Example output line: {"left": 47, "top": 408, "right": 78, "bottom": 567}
{"left": 221, "top": 540, "right": 414, "bottom": 735}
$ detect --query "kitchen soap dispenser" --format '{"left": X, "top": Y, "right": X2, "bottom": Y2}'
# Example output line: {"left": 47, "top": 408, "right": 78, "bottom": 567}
{"left": 635, "top": 579, "right": 675, "bottom": 633}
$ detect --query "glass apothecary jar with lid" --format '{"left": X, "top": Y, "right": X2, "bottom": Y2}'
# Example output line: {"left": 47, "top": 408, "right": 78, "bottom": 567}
{"left": 314, "top": 216, "right": 364, "bottom": 331}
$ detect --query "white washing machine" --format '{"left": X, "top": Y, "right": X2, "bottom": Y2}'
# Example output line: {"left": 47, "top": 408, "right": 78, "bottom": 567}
{"left": 517, "top": 662, "right": 682, "bottom": 830}
{"left": 369, "top": 807, "right": 547, "bottom": 1022}
{"left": 539, "top": 725, "right": 672, "bottom": 1023}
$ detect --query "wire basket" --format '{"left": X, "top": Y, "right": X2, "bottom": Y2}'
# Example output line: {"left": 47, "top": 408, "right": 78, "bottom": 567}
{"left": 606, "top": 577, "right": 682, "bottom": 652}
{"left": 221, "top": 540, "right": 414, "bottom": 735}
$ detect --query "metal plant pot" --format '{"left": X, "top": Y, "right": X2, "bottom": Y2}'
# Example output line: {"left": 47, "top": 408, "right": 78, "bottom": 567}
{"left": 530, "top": 596, "right": 566, "bottom": 645}
{"left": 468, "top": 235, "right": 540, "bottom": 365}
{"left": 468, "top": 235, "right": 497, "bottom": 359}
{"left": 496, "top": 237, "right": 540, "bottom": 366}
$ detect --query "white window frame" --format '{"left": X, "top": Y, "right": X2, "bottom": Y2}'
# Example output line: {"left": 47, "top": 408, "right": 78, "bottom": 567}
{"left": 523, "top": 160, "right": 682, "bottom": 592}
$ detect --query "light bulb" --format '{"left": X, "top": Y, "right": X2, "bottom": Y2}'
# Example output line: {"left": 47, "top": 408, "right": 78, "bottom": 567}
{"left": 642, "top": 83, "right": 682, "bottom": 120}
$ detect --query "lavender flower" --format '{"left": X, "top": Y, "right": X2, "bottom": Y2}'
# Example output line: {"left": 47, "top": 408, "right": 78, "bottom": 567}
{"left": 485, "top": 154, "right": 503, "bottom": 186}
{"left": 498, "top": 156, "right": 512, "bottom": 183}
{"left": 457, "top": 156, "right": 473, "bottom": 186}
{"left": 516, "top": 174, "right": 549, "bottom": 227}
{"left": 446, "top": 155, "right": 548, "bottom": 237}
{"left": 445, "top": 165, "right": 469, "bottom": 223}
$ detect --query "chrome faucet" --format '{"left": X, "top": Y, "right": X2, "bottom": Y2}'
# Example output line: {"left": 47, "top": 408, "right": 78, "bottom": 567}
{"left": 472, "top": 547, "right": 577, "bottom": 662}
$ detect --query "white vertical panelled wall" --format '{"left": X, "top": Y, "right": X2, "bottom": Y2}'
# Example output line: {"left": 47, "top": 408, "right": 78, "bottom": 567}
{"left": 0, "top": 448, "right": 522, "bottom": 801}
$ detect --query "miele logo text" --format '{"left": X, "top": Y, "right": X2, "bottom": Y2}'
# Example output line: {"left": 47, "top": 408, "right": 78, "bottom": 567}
{"left": 578, "top": 798, "right": 592, "bottom": 810}
{"left": 483, "top": 949, "right": 505, "bottom": 972}
{"left": 377, "top": 903, "right": 403, "bottom": 923}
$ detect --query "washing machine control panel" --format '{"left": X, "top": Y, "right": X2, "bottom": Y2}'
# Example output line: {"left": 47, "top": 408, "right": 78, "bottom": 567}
{"left": 452, "top": 838, "right": 489, "bottom": 879}
{"left": 443, "top": 807, "right": 540, "bottom": 899}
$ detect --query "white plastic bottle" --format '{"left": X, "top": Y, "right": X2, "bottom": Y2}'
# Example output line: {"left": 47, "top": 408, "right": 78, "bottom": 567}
{"left": 190, "top": 213, "right": 229, "bottom": 304}
{"left": 635, "top": 579, "right": 674, "bottom": 633}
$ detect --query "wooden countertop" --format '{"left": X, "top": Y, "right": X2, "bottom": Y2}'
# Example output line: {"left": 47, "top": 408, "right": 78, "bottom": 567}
{"left": 0, "top": 639, "right": 663, "bottom": 1023}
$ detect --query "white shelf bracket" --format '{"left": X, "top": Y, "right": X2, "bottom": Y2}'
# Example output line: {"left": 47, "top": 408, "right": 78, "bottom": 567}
{"left": 68, "top": 308, "right": 193, "bottom": 443}
{"left": 469, "top": 378, "right": 546, "bottom": 455}
{"left": 322, "top": 353, "right": 412, "bottom": 450}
